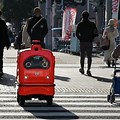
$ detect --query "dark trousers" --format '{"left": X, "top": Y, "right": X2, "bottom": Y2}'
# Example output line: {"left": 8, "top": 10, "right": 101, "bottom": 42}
{"left": 80, "top": 42, "right": 93, "bottom": 70}
{"left": 0, "top": 47, "right": 4, "bottom": 72}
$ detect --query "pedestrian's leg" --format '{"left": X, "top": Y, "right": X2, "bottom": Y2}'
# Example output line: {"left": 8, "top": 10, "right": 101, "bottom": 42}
{"left": 86, "top": 43, "right": 92, "bottom": 76}
{"left": 106, "top": 60, "right": 111, "bottom": 67}
{"left": 79, "top": 43, "right": 85, "bottom": 74}
{"left": 111, "top": 59, "right": 115, "bottom": 67}
{"left": 87, "top": 52, "right": 92, "bottom": 70}
{"left": 0, "top": 48, "right": 4, "bottom": 77}
{"left": 80, "top": 50, "right": 85, "bottom": 70}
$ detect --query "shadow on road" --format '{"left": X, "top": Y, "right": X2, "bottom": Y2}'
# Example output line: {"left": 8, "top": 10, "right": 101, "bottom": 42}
{"left": 55, "top": 75, "right": 70, "bottom": 81}
{"left": 112, "top": 102, "right": 120, "bottom": 106}
{"left": 0, "top": 73, "right": 16, "bottom": 86}
{"left": 23, "top": 102, "right": 79, "bottom": 119}
{"left": 91, "top": 75, "right": 112, "bottom": 83}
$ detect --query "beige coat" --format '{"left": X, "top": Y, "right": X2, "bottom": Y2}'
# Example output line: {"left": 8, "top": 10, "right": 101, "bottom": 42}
{"left": 22, "top": 22, "right": 31, "bottom": 48}
{"left": 102, "top": 26, "right": 119, "bottom": 61}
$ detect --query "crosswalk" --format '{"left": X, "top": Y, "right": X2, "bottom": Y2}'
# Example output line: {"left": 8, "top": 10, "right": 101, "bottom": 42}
{"left": 0, "top": 93, "right": 120, "bottom": 120}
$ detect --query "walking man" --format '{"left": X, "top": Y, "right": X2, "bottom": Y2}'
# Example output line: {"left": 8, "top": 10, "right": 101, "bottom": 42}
{"left": 0, "top": 10, "right": 10, "bottom": 77}
{"left": 76, "top": 11, "right": 98, "bottom": 76}
{"left": 27, "top": 7, "right": 48, "bottom": 48}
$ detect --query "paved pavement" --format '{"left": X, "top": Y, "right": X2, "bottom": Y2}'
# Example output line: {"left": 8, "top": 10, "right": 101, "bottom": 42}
{"left": 3, "top": 47, "right": 104, "bottom": 64}
{"left": 1, "top": 48, "right": 120, "bottom": 120}
{"left": 1, "top": 47, "right": 118, "bottom": 95}
{"left": 1, "top": 94, "right": 120, "bottom": 119}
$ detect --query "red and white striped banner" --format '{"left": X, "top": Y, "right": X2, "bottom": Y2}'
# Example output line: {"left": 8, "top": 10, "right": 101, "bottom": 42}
{"left": 112, "top": 0, "right": 119, "bottom": 19}
{"left": 62, "top": 7, "right": 77, "bottom": 41}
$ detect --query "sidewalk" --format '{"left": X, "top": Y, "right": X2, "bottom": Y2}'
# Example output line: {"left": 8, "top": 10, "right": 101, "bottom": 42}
{"left": 3, "top": 47, "right": 105, "bottom": 64}
{"left": 1, "top": 48, "right": 116, "bottom": 95}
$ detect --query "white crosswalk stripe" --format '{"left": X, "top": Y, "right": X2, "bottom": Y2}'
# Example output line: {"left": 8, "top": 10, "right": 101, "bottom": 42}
{"left": 0, "top": 94, "right": 120, "bottom": 119}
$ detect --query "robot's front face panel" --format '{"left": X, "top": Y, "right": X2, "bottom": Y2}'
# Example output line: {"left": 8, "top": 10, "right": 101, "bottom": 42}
{"left": 24, "top": 56, "right": 50, "bottom": 69}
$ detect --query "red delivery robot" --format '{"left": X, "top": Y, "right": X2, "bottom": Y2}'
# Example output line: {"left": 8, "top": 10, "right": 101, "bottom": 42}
{"left": 16, "top": 40, "right": 55, "bottom": 106}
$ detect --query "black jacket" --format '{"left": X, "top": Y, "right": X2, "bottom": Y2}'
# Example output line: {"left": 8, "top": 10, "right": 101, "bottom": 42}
{"left": 76, "top": 19, "right": 98, "bottom": 42}
{"left": 0, "top": 18, "right": 10, "bottom": 48}
{"left": 27, "top": 16, "right": 48, "bottom": 42}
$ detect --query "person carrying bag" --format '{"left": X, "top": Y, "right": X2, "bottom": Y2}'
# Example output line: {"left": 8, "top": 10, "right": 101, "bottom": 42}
{"left": 27, "top": 7, "right": 48, "bottom": 48}
{"left": 22, "top": 17, "right": 43, "bottom": 48}
{"left": 102, "top": 19, "right": 119, "bottom": 67}
{"left": 100, "top": 31, "right": 110, "bottom": 50}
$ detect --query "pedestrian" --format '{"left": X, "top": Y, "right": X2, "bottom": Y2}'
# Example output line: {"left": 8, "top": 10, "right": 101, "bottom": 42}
{"left": 27, "top": 7, "right": 48, "bottom": 48}
{"left": 22, "top": 21, "right": 31, "bottom": 48}
{"left": 14, "top": 24, "right": 25, "bottom": 49}
{"left": 102, "top": 19, "right": 119, "bottom": 67}
{"left": 8, "top": 28, "right": 15, "bottom": 44}
{"left": 76, "top": 10, "right": 98, "bottom": 76}
{"left": 0, "top": 10, "right": 10, "bottom": 77}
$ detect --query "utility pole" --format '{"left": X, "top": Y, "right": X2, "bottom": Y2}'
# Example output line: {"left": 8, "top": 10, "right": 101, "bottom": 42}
{"left": 38, "top": 0, "right": 40, "bottom": 8}
{"left": 45, "top": 0, "right": 52, "bottom": 50}
{"left": 105, "top": 0, "right": 112, "bottom": 26}
{"left": 34, "top": 0, "right": 38, "bottom": 6}
{"left": 96, "top": 0, "right": 105, "bottom": 34}
{"left": 61, "top": 0, "right": 63, "bottom": 11}
{"left": 87, "top": 0, "right": 89, "bottom": 12}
